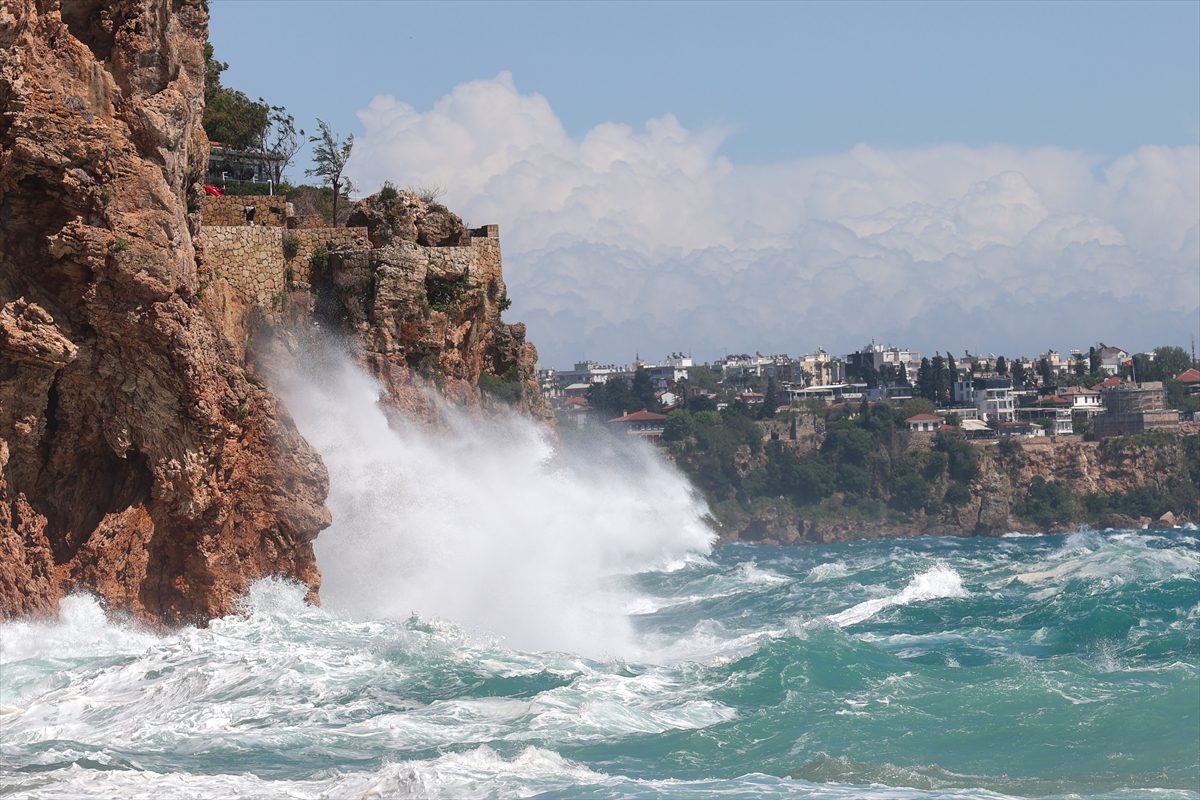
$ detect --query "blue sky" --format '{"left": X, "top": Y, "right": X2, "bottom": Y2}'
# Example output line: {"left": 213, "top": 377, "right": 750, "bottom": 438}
{"left": 212, "top": 1, "right": 1198, "bottom": 165}
{"left": 210, "top": 1, "right": 1200, "bottom": 367}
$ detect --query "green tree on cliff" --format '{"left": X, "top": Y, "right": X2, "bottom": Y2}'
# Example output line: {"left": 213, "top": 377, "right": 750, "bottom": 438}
{"left": 202, "top": 44, "right": 269, "bottom": 150}
{"left": 307, "top": 119, "right": 355, "bottom": 226}
{"left": 1152, "top": 346, "right": 1192, "bottom": 380}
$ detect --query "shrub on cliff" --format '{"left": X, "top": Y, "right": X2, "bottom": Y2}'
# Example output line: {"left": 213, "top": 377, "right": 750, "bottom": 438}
{"left": 309, "top": 246, "right": 329, "bottom": 281}
{"left": 282, "top": 234, "right": 300, "bottom": 260}
{"left": 891, "top": 470, "right": 931, "bottom": 512}
{"left": 662, "top": 409, "right": 694, "bottom": 442}
{"left": 1015, "top": 476, "right": 1075, "bottom": 528}
{"left": 480, "top": 368, "right": 522, "bottom": 404}
{"left": 944, "top": 482, "right": 971, "bottom": 507}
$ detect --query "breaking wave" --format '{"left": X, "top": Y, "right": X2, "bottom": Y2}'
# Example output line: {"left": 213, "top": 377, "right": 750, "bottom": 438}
{"left": 270, "top": 342, "right": 714, "bottom": 656}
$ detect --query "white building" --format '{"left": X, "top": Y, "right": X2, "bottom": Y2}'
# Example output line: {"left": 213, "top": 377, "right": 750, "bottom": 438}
{"left": 1056, "top": 385, "right": 1103, "bottom": 415}
{"left": 795, "top": 349, "right": 845, "bottom": 387}
{"left": 716, "top": 353, "right": 785, "bottom": 381}
{"left": 955, "top": 377, "right": 1015, "bottom": 422}
{"left": 1096, "top": 344, "right": 1129, "bottom": 376}
{"left": 905, "top": 413, "right": 942, "bottom": 433}
{"left": 554, "top": 361, "right": 631, "bottom": 388}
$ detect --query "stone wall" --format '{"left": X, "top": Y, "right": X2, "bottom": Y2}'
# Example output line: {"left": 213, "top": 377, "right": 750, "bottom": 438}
{"left": 1101, "top": 382, "right": 1167, "bottom": 414}
{"left": 199, "top": 225, "right": 370, "bottom": 309}
{"left": 200, "top": 226, "right": 287, "bottom": 307}
{"left": 289, "top": 228, "right": 370, "bottom": 285}
{"left": 202, "top": 194, "right": 290, "bottom": 227}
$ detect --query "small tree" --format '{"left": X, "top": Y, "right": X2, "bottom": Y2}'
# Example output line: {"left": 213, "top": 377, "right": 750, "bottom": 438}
{"left": 203, "top": 44, "right": 270, "bottom": 150}
{"left": 1011, "top": 360, "right": 1027, "bottom": 387}
{"left": 306, "top": 119, "right": 354, "bottom": 226}
{"left": 258, "top": 107, "right": 303, "bottom": 186}
{"left": 1038, "top": 357, "right": 1053, "bottom": 387}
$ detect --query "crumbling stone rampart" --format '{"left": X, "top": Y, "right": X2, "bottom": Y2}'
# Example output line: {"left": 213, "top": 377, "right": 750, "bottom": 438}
{"left": 202, "top": 194, "right": 290, "bottom": 227}
{"left": 199, "top": 226, "right": 370, "bottom": 308}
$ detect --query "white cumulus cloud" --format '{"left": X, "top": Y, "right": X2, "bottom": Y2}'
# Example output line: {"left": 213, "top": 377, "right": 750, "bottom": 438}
{"left": 349, "top": 73, "right": 1200, "bottom": 367}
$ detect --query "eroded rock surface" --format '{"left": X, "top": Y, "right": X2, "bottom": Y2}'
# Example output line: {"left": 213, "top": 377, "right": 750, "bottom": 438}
{"left": 324, "top": 200, "right": 551, "bottom": 425}
{"left": 0, "top": 0, "right": 329, "bottom": 624}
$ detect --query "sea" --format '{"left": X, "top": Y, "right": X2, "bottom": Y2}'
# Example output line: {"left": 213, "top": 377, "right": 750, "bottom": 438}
{"left": 1, "top": 349, "right": 1197, "bottom": 799}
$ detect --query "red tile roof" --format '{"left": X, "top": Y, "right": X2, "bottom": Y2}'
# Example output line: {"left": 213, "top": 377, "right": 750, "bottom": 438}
{"left": 905, "top": 413, "right": 942, "bottom": 422}
{"left": 1175, "top": 368, "right": 1200, "bottom": 384}
{"left": 608, "top": 409, "right": 669, "bottom": 423}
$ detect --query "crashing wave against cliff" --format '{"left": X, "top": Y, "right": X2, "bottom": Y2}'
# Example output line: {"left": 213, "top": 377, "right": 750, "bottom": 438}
{"left": 0, "top": 0, "right": 546, "bottom": 624}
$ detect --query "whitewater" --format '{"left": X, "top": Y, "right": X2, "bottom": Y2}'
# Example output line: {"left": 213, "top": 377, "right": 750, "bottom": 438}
{"left": 2, "top": 352, "right": 1197, "bottom": 799}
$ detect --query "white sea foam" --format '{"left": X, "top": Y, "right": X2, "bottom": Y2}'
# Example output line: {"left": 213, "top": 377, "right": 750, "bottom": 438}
{"left": 806, "top": 562, "right": 850, "bottom": 582}
{"left": 270, "top": 341, "right": 715, "bottom": 656}
{"left": 1013, "top": 532, "right": 1200, "bottom": 586}
{"left": 826, "top": 565, "right": 968, "bottom": 627}
{"left": 0, "top": 742, "right": 1034, "bottom": 799}
{"left": 0, "top": 594, "right": 160, "bottom": 664}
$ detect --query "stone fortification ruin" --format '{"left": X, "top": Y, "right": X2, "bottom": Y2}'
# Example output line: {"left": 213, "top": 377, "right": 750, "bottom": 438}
{"left": 195, "top": 192, "right": 546, "bottom": 428}
{"left": 1093, "top": 381, "right": 1180, "bottom": 438}
{"left": 200, "top": 226, "right": 369, "bottom": 308}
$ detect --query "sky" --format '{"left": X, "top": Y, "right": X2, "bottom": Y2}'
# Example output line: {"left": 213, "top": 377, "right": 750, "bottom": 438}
{"left": 210, "top": 1, "right": 1200, "bottom": 369}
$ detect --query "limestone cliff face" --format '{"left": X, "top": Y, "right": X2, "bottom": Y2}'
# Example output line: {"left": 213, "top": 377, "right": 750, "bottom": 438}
{"left": 329, "top": 190, "right": 551, "bottom": 424}
{"left": 723, "top": 434, "right": 1196, "bottom": 545}
{"left": 0, "top": 0, "right": 329, "bottom": 623}
{"left": 964, "top": 435, "right": 1195, "bottom": 533}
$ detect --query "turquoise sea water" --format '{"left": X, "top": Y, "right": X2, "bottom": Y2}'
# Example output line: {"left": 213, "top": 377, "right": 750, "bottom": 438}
{"left": 2, "top": 529, "right": 1197, "bottom": 799}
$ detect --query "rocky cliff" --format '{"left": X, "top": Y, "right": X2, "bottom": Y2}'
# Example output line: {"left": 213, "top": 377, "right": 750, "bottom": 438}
{"left": 0, "top": 1, "right": 551, "bottom": 624}
{"left": 320, "top": 189, "right": 550, "bottom": 424}
{"left": 724, "top": 434, "right": 1198, "bottom": 545}
{"left": 0, "top": 0, "right": 331, "bottom": 623}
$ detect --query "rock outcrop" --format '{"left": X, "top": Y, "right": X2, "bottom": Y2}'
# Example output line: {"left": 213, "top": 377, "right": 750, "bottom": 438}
{"left": 0, "top": 0, "right": 329, "bottom": 624}
{"left": 345, "top": 188, "right": 470, "bottom": 249}
{"left": 719, "top": 433, "right": 1197, "bottom": 544}
{"left": 323, "top": 198, "right": 551, "bottom": 424}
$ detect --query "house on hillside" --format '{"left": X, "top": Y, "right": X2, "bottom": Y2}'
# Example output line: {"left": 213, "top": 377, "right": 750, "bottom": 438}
{"left": 1176, "top": 368, "right": 1200, "bottom": 397}
{"left": 608, "top": 409, "right": 669, "bottom": 440}
{"left": 997, "top": 420, "right": 1043, "bottom": 438}
{"left": 559, "top": 396, "right": 591, "bottom": 427}
{"left": 1056, "top": 385, "right": 1103, "bottom": 415}
{"left": 955, "top": 377, "right": 1015, "bottom": 423}
{"left": 1018, "top": 407, "right": 1073, "bottom": 435}
{"left": 1096, "top": 344, "right": 1129, "bottom": 375}
{"left": 905, "top": 413, "right": 941, "bottom": 433}
{"left": 656, "top": 390, "right": 680, "bottom": 410}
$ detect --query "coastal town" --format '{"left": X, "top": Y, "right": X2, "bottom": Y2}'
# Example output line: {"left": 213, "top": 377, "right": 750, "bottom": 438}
{"left": 539, "top": 341, "right": 1200, "bottom": 442}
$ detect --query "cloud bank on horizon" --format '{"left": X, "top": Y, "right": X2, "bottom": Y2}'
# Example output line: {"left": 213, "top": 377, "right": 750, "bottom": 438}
{"left": 348, "top": 73, "right": 1200, "bottom": 369}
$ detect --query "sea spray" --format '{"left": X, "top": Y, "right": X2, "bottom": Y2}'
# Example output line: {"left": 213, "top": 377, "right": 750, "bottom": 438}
{"left": 269, "top": 341, "right": 715, "bottom": 655}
